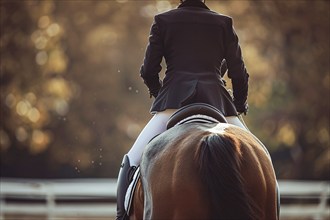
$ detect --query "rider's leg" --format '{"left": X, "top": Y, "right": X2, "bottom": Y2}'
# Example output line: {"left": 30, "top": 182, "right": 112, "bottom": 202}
{"left": 116, "top": 109, "right": 176, "bottom": 220}
{"left": 225, "top": 115, "right": 249, "bottom": 131}
{"left": 127, "top": 109, "right": 176, "bottom": 166}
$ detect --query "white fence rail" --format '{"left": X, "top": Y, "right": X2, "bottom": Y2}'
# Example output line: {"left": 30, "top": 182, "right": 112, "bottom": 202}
{"left": 0, "top": 178, "right": 329, "bottom": 220}
{"left": 278, "top": 180, "right": 329, "bottom": 219}
{"left": 0, "top": 178, "right": 117, "bottom": 220}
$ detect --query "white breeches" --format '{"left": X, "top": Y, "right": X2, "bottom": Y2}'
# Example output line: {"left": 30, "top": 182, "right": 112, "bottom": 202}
{"left": 127, "top": 109, "right": 248, "bottom": 167}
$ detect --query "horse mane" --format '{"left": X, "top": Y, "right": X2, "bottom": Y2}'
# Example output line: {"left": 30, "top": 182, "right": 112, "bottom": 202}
{"left": 194, "top": 133, "right": 260, "bottom": 220}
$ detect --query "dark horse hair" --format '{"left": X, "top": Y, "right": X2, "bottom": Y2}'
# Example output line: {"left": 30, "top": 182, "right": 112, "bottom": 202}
{"left": 194, "top": 133, "right": 260, "bottom": 220}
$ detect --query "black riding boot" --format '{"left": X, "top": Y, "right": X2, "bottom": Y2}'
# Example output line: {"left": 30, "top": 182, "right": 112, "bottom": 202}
{"left": 116, "top": 155, "right": 136, "bottom": 220}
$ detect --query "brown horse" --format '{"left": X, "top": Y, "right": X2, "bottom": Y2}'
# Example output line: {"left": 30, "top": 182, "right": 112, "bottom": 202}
{"left": 129, "top": 122, "right": 279, "bottom": 220}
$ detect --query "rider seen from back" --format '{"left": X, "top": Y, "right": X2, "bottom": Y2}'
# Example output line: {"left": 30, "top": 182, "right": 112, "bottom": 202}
{"left": 116, "top": 1, "right": 250, "bottom": 219}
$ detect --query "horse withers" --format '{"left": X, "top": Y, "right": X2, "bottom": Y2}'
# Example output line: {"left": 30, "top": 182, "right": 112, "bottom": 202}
{"left": 129, "top": 106, "right": 279, "bottom": 220}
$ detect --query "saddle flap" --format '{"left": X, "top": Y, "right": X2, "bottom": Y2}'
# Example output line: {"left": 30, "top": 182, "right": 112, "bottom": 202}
{"left": 166, "top": 103, "right": 227, "bottom": 129}
{"left": 124, "top": 166, "right": 141, "bottom": 215}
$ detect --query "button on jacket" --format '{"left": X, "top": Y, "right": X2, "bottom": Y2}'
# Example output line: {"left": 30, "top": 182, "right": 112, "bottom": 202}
{"left": 140, "top": 0, "right": 249, "bottom": 116}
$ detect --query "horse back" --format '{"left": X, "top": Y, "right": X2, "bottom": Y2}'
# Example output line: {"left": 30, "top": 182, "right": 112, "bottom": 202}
{"left": 139, "top": 124, "right": 213, "bottom": 219}
{"left": 139, "top": 123, "right": 278, "bottom": 220}
{"left": 225, "top": 125, "right": 278, "bottom": 220}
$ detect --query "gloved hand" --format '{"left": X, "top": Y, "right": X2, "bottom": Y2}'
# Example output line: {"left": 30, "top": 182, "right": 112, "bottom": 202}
{"left": 149, "top": 89, "right": 159, "bottom": 98}
{"left": 234, "top": 100, "right": 248, "bottom": 115}
{"left": 149, "top": 80, "right": 163, "bottom": 98}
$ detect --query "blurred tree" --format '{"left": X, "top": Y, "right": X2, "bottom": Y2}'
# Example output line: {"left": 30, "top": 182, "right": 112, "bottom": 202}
{"left": 0, "top": 0, "right": 329, "bottom": 180}
{"left": 1, "top": 1, "right": 78, "bottom": 177}
{"left": 248, "top": 1, "right": 330, "bottom": 180}
{"left": 1, "top": 0, "right": 157, "bottom": 178}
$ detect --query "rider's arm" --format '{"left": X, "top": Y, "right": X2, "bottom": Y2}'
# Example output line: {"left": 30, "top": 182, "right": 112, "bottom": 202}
{"left": 224, "top": 17, "right": 249, "bottom": 114}
{"left": 140, "top": 16, "right": 163, "bottom": 98}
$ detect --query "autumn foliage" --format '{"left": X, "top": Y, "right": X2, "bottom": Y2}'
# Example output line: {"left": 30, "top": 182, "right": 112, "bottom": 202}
{"left": 1, "top": 1, "right": 329, "bottom": 180}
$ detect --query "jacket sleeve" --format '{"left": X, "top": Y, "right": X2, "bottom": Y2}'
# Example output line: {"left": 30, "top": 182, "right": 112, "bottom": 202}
{"left": 224, "top": 17, "right": 249, "bottom": 113}
{"left": 140, "top": 16, "right": 164, "bottom": 98}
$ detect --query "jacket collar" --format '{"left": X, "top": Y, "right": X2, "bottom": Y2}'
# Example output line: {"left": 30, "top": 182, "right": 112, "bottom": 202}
{"left": 178, "top": 0, "right": 210, "bottom": 10}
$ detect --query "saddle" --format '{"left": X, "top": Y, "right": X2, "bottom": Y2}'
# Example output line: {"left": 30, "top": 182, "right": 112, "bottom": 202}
{"left": 166, "top": 103, "right": 227, "bottom": 129}
{"left": 125, "top": 103, "right": 227, "bottom": 214}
